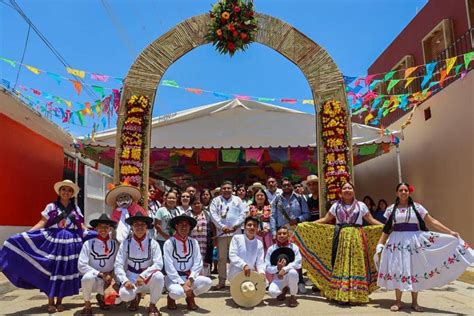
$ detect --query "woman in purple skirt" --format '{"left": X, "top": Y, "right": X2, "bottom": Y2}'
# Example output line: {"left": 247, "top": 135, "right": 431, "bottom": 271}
{"left": 0, "top": 180, "right": 92, "bottom": 313}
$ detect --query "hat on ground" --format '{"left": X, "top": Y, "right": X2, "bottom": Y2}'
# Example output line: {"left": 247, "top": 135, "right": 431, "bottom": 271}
{"left": 105, "top": 183, "right": 141, "bottom": 206}
{"left": 169, "top": 215, "right": 197, "bottom": 231}
{"left": 303, "top": 174, "right": 319, "bottom": 187}
{"left": 54, "top": 180, "right": 80, "bottom": 197}
{"left": 230, "top": 271, "right": 266, "bottom": 308}
{"left": 89, "top": 213, "right": 117, "bottom": 228}
{"left": 125, "top": 211, "right": 153, "bottom": 227}
{"left": 248, "top": 182, "right": 266, "bottom": 191}
{"left": 270, "top": 247, "right": 296, "bottom": 266}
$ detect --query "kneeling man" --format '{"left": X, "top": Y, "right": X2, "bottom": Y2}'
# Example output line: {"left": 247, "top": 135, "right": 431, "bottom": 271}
{"left": 114, "top": 212, "right": 164, "bottom": 316}
{"left": 164, "top": 215, "right": 212, "bottom": 310}
{"left": 265, "top": 225, "right": 302, "bottom": 307}
{"left": 79, "top": 213, "right": 119, "bottom": 315}
{"left": 228, "top": 216, "right": 266, "bottom": 281}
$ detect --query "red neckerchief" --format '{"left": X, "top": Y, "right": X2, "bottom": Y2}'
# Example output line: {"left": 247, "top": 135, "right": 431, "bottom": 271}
{"left": 133, "top": 234, "right": 146, "bottom": 252}
{"left": 97, "top": 235, "right": 110, "bottom": 255}
{"left": 174, "top": 233, "right": 188, "bottom": 255}
{"left": 277, "top": 239, "right": 290, "bottom": 247}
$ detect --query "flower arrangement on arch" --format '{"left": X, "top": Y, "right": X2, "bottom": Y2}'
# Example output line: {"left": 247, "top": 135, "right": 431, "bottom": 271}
{"left": 206, "top": 0, "right": 257, "bottom": 56}
{"left": 119, "top": 95, "right": 149, "bottom": 186}
{"left": 321, "top": 100, "right": 351, "bottom": 206}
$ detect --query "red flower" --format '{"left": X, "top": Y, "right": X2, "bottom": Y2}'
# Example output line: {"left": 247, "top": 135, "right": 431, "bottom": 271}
{"left": 428, "top": 236, "right": 435, "bottom": 243}
{"left": 378, "top": 273, "right": 384, "bottom": 279}
{"left": 429, "top": 271, "right": 434, "bottom": 278}
{"left": 229, "top": 23, "right": 235, "bottom": 31}
{"left": 240, "top": 32, "right": 248, "bottom": 40}
{"left": 220, "top": 18, "right": 227, "bottom": 24}
{"left": 232, "top": 30, "right": 238, "bottom": 37}
{"left": 387, "top": 274, "right": 392, "bottom": 280}
{"left": 234, "top": 6, "right": 241, "bottom": 13}
{"left": 227, "top": 42, "right": 235, "bottom": 51}
{"left": 408, "top": 185, "right": 415, "bottom": 193}
{"left": 448, "top": 257, "right": 455, "bottom": 264}
{"left": 401, "top": 276, "right": 408, "bottom": 283}
{"left": 411, "top": 276, "right": 417, "bottom": 283}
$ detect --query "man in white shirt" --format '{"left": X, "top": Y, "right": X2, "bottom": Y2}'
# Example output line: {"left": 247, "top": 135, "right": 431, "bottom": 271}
{"left": 114, "top": 212, "right": 164, "bottom": 316}
{"left": 228, "top": 217, "right": 266, "bottom": 281}
{"left": 265, "top": 226, "right": 302, "bottom": 307}
{"left": 79, "top": 214, "right": 119, "bottom": 315}
{"left": 164, "top": 215, "right": 212, "bottom": 310}
{"left": 265, "top": 177, "right": 283, "bottom": 204}
{"left": 210, "top": 180, "right": 247, "bottom": 289}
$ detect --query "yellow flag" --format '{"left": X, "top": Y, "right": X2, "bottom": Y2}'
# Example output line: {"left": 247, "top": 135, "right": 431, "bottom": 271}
{"left": 404, "top": 66, "right": 418, "bottom": 78}
{"left": 66, "top": 67, "right": 85, "bottom": 79}
{"left": 445, "top": 56, "right": 457, "bottom": 75}
{"left": 404, "top": 77, "right": 416, "bottom": 88}
{"left": 302, "top": 100, "right": 314, "bottom": 105}
{"left": 64, "top": 100, "right": 72, "bottom": 108}
{"left": 25, "top": 65, "right": 41, "bottom": 75}
{"left": 364, "top": 113, "right": 374, "bottom": 125}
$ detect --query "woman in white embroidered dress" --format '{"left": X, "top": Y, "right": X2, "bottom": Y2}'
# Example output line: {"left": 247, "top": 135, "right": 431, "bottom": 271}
{"left": 376, "top": 182, "right": 474, "bottom": 312}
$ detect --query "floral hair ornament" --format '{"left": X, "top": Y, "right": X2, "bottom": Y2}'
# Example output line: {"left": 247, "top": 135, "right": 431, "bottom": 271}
{"left": 408, "top": 185, "right": 415, "bottom": 193}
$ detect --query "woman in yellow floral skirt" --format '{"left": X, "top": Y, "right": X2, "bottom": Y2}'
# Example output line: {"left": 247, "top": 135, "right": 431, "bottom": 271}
{"left": 294, "top": 182, "right": 383, "bottom": 304}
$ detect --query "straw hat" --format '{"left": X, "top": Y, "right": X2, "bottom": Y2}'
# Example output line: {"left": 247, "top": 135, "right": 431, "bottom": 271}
{"left": 105, "top": 184, "right": 141, "bottom": 206}
{"left": 230, "top": 271, "right": 266, "bottom": 308}
{"left": 170, "top": 215, "right": 197, "bottom": 231}
{"left": 54, "top": 180, "right": 80, "bottom": 197}
{"left": 89, "top": 213, "right": 117, "bottom": 228}
{"left": 248, "top": 182, "right": 266, "bottom": 191}
{"left": 303, "top": 174, "right": 319, "bottom": 187}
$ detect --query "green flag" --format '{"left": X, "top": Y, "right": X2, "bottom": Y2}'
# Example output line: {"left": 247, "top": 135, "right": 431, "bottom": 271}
{"left": 359, "top": 144, "right": 378, "bottom": 156}
{"left": 221, "top": 149, "right": 241, "bottom": 163}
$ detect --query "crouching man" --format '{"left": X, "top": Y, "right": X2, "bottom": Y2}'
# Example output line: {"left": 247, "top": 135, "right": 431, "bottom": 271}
{"left": 79, "top": 214, "right": 119, "bottom": 315}
{"left": 114, "top": 212, "right": 164, "bottom": 316}
{"left": 265, "top": 226, "right": 302, "bottom": 307}
{"left": 164, "top": 215, "right": 212, "bottom": 310}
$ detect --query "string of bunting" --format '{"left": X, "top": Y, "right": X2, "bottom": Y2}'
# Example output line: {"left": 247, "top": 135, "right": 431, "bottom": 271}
{"left": 1, "top": 51, "right": 471, "bottom": 104}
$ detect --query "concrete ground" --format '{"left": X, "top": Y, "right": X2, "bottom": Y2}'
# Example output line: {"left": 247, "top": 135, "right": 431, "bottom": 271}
{"left": 0, "top": 272, "right": 473, "bottom": 316}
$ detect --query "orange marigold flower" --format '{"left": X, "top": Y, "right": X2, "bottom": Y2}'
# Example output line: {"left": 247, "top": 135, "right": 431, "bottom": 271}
{"left": 216, "top": 29, "right": 223, "bottom": 36}
{"left": 221, "top": 11, "right": 230, "bottom": 20}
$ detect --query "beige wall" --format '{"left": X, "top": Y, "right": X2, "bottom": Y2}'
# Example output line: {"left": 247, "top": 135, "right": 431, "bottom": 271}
{"left": 355, "top": 71, "right": 474, "bottom": 243}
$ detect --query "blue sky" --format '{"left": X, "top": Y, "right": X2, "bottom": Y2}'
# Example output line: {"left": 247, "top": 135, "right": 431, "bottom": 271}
{"left": 0, "top": 0, "right": 428, "bottom": 136}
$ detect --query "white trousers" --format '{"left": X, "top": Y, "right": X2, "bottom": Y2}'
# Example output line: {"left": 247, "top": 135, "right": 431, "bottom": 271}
{"left": 268, "top": 268, "right": 299, "bottom": 298}
{"left": 81, "top": 271, "right": 106, "bottom": 301}
{"left": 165, "top": 275, "right": 212, "bottom": 300}
{"left": 119, "top": 272, "right": 165, "bottom": 304}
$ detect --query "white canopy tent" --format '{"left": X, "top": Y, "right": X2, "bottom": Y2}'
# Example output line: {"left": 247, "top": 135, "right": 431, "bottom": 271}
{"left": 93, "top": 98, "right": 400, "bottom": 148}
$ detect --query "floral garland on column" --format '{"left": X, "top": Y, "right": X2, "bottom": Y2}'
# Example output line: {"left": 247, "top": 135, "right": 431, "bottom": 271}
{"left": 206, "top": 0, "right": 257, "bottom": 56}
{"left": 119, "top": 95, "right": 149, "bottom": 186}
{"left": 321, "top": 100, "right": 351, "bottom": 206}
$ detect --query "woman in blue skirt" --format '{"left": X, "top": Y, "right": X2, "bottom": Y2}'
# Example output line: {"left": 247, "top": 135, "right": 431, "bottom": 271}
{"left": 0, "top": 179, "right": 92, "bottom": 313}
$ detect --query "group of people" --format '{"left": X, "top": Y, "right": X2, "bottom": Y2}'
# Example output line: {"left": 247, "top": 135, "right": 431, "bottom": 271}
{"left": 0, "top": 176, "right": 472, "bottom": 315}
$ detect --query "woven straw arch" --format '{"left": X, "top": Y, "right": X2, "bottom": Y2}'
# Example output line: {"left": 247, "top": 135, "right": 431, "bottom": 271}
{"left": 114, "top": 13, "right": 353, "bottom": 214}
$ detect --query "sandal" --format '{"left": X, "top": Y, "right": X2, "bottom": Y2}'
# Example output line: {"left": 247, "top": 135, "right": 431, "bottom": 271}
{"left": 411, "top": 304, "right": 424, "bottom": 312}
{"left": 56, "top": 304, "right": 66, "bottom": 312}
{"left": 148, "top": 305, "right": 161, "bottom": 316}
{"left": 390, "top": 304, "right": 402, "bottom": 312}
{"left": 127, "top": 295, "right": 141, "bottom": 311}
{"left": 47, "top": 304, "right": 57, "bottom": 313}
{"left": 213, "top": 283, "right": 226, "bottom": 290}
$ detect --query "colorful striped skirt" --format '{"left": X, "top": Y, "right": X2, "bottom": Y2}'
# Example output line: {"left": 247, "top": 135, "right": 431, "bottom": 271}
{"left": 294, "top": 223, "right": 382, "bottom": 303}
{"left": 0, "top": 228, "right": 94, "bottom": 298}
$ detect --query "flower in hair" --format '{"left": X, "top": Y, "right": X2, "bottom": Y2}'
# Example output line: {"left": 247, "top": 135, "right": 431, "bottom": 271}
{"left": 408, "top": 185, "right": 415, "bottom": 193}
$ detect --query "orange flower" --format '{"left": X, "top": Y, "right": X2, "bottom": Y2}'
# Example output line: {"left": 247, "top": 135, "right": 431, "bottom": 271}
{"left": 216, "top": 29, "right": 223, "bottom": 36}
{"left": 221, "top": 11, "right": 230, "bottom": 20}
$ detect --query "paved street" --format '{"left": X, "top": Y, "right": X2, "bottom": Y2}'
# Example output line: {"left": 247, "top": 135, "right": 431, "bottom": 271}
{"left": 0, "top": 273, "right": 473, "bottom": 315}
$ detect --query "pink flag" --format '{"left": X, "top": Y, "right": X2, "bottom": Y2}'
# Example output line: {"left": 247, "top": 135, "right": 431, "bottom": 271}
{"left": 112, "top": 89, "right": 121, "bottom": 113}
{"left": 235, "top": 95, "right": 251, "bottom": 100}
{"left": 91, "top": 73, "right": 110, "bottom": 82}
{"left": 245, "top": 149, "right": 264, "bottom": 162}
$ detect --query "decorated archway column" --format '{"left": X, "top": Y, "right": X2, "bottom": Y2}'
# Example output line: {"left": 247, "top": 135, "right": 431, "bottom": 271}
{"left": 114, "top": 12, "right": 353, "bottom": 214}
